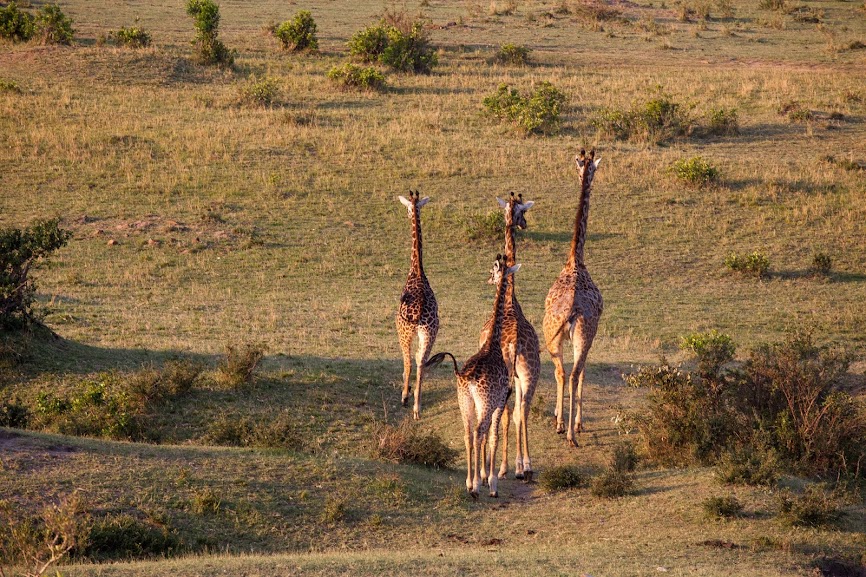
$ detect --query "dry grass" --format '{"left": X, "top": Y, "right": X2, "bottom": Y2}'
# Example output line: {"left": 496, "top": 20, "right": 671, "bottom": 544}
{"left": 1, "top": 0, "right": 865, "bottom": 574}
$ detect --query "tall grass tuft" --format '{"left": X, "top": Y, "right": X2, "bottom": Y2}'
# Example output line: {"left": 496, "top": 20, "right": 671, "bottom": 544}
{"left": 373, "top": 418, "right": 457, "bottom": 468}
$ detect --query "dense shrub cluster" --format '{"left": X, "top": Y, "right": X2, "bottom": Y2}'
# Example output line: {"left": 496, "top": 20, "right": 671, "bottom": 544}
{"left": 275, "top": 10, "right": 318, "bottom": 52}
{"left": 327, "top": 63, "right": 386, "bottom": 91}
{"left": 1, "top": 218, "right": 71, "bottom": 330}
{"left": 214, "top": 342, "right": 264, "bottom": 389}
{"left": 373, "top": 418, "right": 457, "bottom": 468}
{"left": 539, "top": 464, "right": 586, "bottom": 492}
{"left": 670, "top": 156, "right": 719, "bottom": 188}
{"left": 493, "top": 43, "right": 530, "bottom": 65}
{"left": 237, "top": 76, "right": 281, "bottom": 107}
{"left": 706, "top": 107, "right": 739, "bottom": 135}
{"left": 702, "top": 495, "right": 743, "bottom": 519}
{"left": 0, "top": 1, "right": 34, "bottom": 42}
{"left": 624, "top": 331, "right": 865, "bottom": 479}
{"left": 593, "top": 92, "right": 693, "bottom": 143}
{"left": 482, "top": 82, "right": 567, "bottom": 135}
{"left": 348, "top": 17, "right": 437, "bottom": 73}
{"left": 1, "top": 2, "right": 75, "bottom": 44}
{"left": 111, "top": 26, "right": 151, "bottom": 48}
{"left": 186, "top": 0, "right": 234, "bottom": 65}
{"left": 724, "top": 250, "right": 770, "bottom": 278}
{"left": 778, "top": 484, "right": 845, "bottom": 527}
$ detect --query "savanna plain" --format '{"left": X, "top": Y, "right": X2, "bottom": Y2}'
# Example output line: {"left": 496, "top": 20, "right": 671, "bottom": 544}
{"left": 1, "top": 0, "right": 865, "bottom": 574}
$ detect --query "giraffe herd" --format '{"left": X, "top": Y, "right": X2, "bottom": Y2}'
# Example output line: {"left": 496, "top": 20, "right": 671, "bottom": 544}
{"left": 396, "top": 149, "right": 602, "bottom": 498}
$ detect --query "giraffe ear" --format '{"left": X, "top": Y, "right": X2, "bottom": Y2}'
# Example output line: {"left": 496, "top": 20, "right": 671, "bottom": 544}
{"left": 398, "top": 195, "right": 412, "bottom": 209}
{"left": 497, "top": 197, "right": 508, "bottom": 208}
{"left": 520, "top": 200, "right": 534, "bottom": 210}
{"left": 506, "top": 263, "right": 521, "bottom": 276}
{"left": 593, "top": 157, "right": 602, "bottom": 168}
{"left": 417, "top": 196, "right": 431, "bottom": 208}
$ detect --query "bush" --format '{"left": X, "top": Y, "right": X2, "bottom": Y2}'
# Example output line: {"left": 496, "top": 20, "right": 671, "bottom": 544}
{"left": 0, "top": 397, "right": 29, "bottom": 428}
{"left": 593, "top": 91, "right": 692, "bottom": 144}
{"left": 811, "top": 251, "right": 832, "bottom": 276}
{"left": 1, "top": 218, "right": 72, "bottom": 330}
{"left": 203, "top": 412, "right": 306, "bottom": 451}
{"left": 0, "top": 2, "right": 35, "bottom": 42}
{"left": 671, "top": 156, "right": 719, "bottom": 188}
{"left": 0, "top": 79, "right": 22, "bottom": 93}
{"left": 348, "top": 18, "right": 437, "bottom": 73}
{"left": 215, "top": 342, "right": 264, "bottom": 389}
{"left": 590, "top": 469, "right": 635, "bottom": 498}
{"left": 112, "top": 26, "right": 151, "bottom": 48}
{"left": 706, "top": 107, "right": 739, "bottom": 136}
{"left": 703, "top": 495, "right": 743, "bottom": 519}
{"left": 80, "top": 512, "right": 180, "bottom": 561}
{"left": 274, "top": 10, "right": 318, "bottom": 52}
{"left": 539, "top": 465, "right": 586, "bottom": 492}
{"left": 33, "top": 3, "right": 74, "bottom": 45}
{"left": 373, "top": 417, "right": 457, "bottom": 468}
{"left": 327, "top": 63, "right": 386, "bottom": 91}
{"left": 348, "top": 23, "right": 390, "bottom": 62}
{"left": 238, "top": 76, "right": 281, "bottom": 107}
{"left": 610, "top": 441, "right": 639, "bottom": 473}
{"left": 778, "top": 484, "right": 844, "bottom": 527}
{"left": 186, "top": 0, "right": 234, "bottom": 65}
{"left": 483, "top": 82, "right": 567, "bottom": 135}
{"left": 724, "top": 251, "right": 770, "bottom": 278}
{"left": 494, "top": 43, "right": 530, "bottom": 65}
{"left": 715, "top": 443, "right": 780, "bottom": 486}
{"left": 680, "top": 330, "right": 735, "bottom": 379}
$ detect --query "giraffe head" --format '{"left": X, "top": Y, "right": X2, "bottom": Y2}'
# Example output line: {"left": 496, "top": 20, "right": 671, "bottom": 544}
{"left": 497, "top": 191, "right": 534, "bottom": 230}
{"left": 574, "top": 148, "right": 602, "bottom": 189}
{"left": 488, "top": 253, "right": 521, "bottom": 285}
{"left": 398, "top": 189, "right": 430, "bottom": 217}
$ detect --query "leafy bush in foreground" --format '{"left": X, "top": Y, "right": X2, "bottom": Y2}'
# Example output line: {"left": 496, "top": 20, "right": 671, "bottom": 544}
{"left": 593, "top": 91, "right": 693, "bottom": 144}
{"left": 483, "top": 82, "right": 567, "bottom": 135}
{"left": 348, "top": 17, "right": 436, "bottom": 73}
{"left": 327, "top": 63, "right": 386, "bottom": 91}
{"left": 494, "top": 43, "right": 530, "bottom": 65}
{"left": 671, "top": 156, "right": 719, "bottom": 188}
{"left": 112, "top": 25, "right": 151, "bottom": 48}
{"left": 275, "top": 10, "right": 318, "bottom": 52}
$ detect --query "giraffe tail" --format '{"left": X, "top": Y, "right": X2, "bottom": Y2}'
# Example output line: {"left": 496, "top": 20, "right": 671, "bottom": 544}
{"left": 425, "top": 352, "right": 458, "bottom": 374}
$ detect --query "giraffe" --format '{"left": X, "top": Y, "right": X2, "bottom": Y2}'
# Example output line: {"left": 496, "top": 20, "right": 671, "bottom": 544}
{"left": 478, "top": 192, "right": 541, "bottom": 481}
{"left": 396, "top": 190, "right": 439, "bottom": 421}
{"left": 542, "top": 149, "right": 603, "bottom": 448}
{"left": 426, "top": 255, "right": 517, "bottom": 498}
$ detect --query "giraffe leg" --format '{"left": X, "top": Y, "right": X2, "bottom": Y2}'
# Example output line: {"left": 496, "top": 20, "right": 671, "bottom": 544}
{"left": 548, "top": 333, "right": 567, "bottom": 434}
{"left": 512, "top": 386, "right": 524, "bottom": 479}
{"left": 413, "top": 328, "right": 434, "bottom": 420}
{"left": 520, "top": 396, "right": 533, "bottom": 482}
{"left": 480, "top": 436, "right": 488, "bottom": 486}
{"left": 487, "top": 409, "right": 501, "bottom": 498}
{"left": 498, "top": 403, "right": 511, "bottom": 479}
{"left": 471, "top": 426, "right": 482, "bottom": 497}
{"left": 398, "top": 325, "right": 413, "bottom": 409}
{"left": 567, "top": 339, "right": 589, "bottom": 448}
{"left": 462, "top": 416, "right": 473, "bottom": 494}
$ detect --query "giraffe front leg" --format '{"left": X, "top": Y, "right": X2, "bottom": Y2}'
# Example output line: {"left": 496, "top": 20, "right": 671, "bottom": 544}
{"left": 399, "top": 326, "right": 413, "bottom": 408}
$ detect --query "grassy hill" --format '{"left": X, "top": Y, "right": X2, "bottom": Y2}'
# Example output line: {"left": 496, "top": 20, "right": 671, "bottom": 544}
{"left": 1, "top": 0, "right": 865, "bottom": 574}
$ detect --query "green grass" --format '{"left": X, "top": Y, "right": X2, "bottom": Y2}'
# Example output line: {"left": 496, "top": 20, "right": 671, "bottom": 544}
{"left": 1, "top": 0, "right": 865, "bottom": 574}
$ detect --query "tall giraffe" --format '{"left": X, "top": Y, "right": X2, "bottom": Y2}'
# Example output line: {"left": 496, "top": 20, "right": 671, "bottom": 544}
{"left": 542, "top": 149, "right": 603, "bottom": 447}
{"left": 426, "top": 255, "right": 517, "bottom": 498}
{"left": 396, "top": 190, "right": 439, "bottom": 421}
{"left": 478, "top": 193, "right": 541, "bottom": 481}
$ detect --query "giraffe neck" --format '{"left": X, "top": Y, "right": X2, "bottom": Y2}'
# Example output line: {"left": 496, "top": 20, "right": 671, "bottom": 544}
{"left": 483, "top": 269, "right": 509, "bottom": 352}
{"left": 504, "top": 207, "right": 517, "bottom": 302}
{"left": 567, "top": 176, "right": 591, "bottom": 269}
{"left": 410, "top": 207, "right": 423, "bottom": 277}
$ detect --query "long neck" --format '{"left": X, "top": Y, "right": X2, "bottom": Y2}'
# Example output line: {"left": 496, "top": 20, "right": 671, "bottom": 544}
{"left": 567, "top": 176, "right": 591, "bottom": 269}
{"left": 504, "top": 208, "right": 517, "bottom": 302}
{"left": 410, "top": 208, "right": 423, "bottom": 276}
{"left": 483, "top": 272, "right": 509, "bottom": 350}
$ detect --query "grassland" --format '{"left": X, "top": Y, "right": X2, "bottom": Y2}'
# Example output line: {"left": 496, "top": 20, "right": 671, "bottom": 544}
{"left": 1, "top": 0, "right": 865, "bottom": 574}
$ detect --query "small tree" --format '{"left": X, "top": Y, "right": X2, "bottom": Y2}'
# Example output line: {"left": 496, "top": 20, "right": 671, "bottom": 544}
{"left": 1, "top": 218, "right": 71, "bottom": 330}
{"left": 186, "top": 0, "right": 233, "bottom": 65}
{"left": 275, "top": 10, "right": 318, "bottom": 52}
{"left": 0, "top": 1, "right": 35, "bottom": 42}
{"left": 34, "top": 3, "right": 74, "bottom": 45}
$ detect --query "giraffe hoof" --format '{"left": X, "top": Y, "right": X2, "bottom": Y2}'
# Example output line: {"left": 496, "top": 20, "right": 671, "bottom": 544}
{"left": 556, "top": 425, "right": 565, "bottom": 435}
{"left": 468, "top": 490, "right": 479, "bottom": 500}
{"left": 498, "top": 471, "right": 507, "bottom": 480}
{"left": 567, "top": 437, "right": 579, "bottom": 448}
{"left": 515, "top": 472, "right": 524, "bottom": 480}
{"left": 401, "top": 397, "right": 409, "bottom": 407}
{"left": 489, "top": 491, "right": 498, "bottom": 498}
{"left": 523, "top": 471, "right": 534, "bottom": 483}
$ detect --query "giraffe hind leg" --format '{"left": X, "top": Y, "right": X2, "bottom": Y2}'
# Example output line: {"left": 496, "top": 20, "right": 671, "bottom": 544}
{"left": 413, "top": 327, "right": 436, "bottom": 420}
{"left": 398, "top": 324, "right": 413, "bottom": 408}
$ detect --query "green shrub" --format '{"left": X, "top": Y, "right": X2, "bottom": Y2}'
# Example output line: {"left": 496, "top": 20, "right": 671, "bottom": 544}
{"left": 0, "top": 218, "right": 72, "bottom": 330}
{"left": 778, "top": 485, "right": 844, "bottom": 527}
{"left": 483, "top": 82, "right": 567, "bottom": 135}
{"left": 811, "top": 251, "right": 832, "bottom": 276}
{"left": 0, "top": 397, "right": 30, "bottom": 428}
{"left": 539, "top": 465, "right": 586, "bottom": 492}
{"left": 671, "top": 156, "right": 719, "bottom": 188}
{"left": 715, "top": 443, "right": 780, "bottom": 486}
{"left": 494, "top": 43, "right": 530, "bottom": 65}
{"left": 80, "top": 512, "right": 180, "bottom": 561}
{"left": 275, "top": 10, "right": 318, "bottom": 52}
{"left": 590, "top": 469, "right": 635, "bottom": 498}
{"left": 593, "top": 91, "right": 692, "bottom": 143}
{"left": 680, "top": 330, "right": 735, "bottom": 378}
{"left": 0, "top": 2, "right": 34, "bottom": 42}
{"left": 702, "top": 495, "right": 743, "bottom": 519}
{"left": 215, "top": 342, "right": 265, "bottom": 389}
{"left": 373, "top": 417, "right": 457, "bottom": 468}
{"left": 0, "top": 79, "right": 23, "bottom": 93}
{"left": 186, "top": 0, "right": 234, "bottom": 65}
{"left": 327, "top": 63, "right": 386, "bottom": 91}
{"left": 237, "top": 76, "right": 281, "bottom": 107}
{"left": 112, "top": 26, "right": 151, "bottom": 48}
{"left": 610, "top": 441, "right": 639, "bottom": 473}
{"left": 706, "top": 107, "right": 739, "bottom": 135}
{"left": 462, "top": 210, "right": 505, "bottom": 242}
{"left": 348, "top": 23, "right": 390, "bottom": 62}
{"left": 33, "top": 3, "right": 74, "bottom": 45}
{"left": 724, "top": 250, "right": 770, "bottom": 278}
